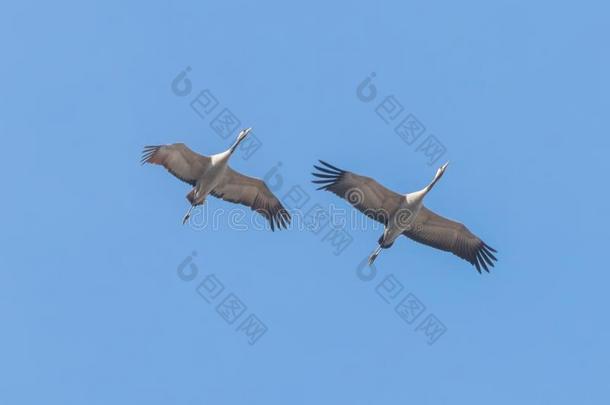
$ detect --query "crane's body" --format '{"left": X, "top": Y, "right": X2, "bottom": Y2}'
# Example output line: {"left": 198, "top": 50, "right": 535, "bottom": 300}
{"left": 191, "top": 150, "right": 231, "bottom": 203}
{"left": 367, "top": 163, "right": 448, "bottom": 264}
{"left": 381, "top": 196, "right": 422, "bottom": 245}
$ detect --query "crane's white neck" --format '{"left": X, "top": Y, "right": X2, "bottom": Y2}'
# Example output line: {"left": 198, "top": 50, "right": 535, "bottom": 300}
{"left": 410, "top": 169, "right": 444, "bottom": 203}
{"left": 229, "top": 129, "right": 251, "bottom": 154}
{"left": 406, "top": 163, "right": 448, "bottom": 205}
{"left": 229, "top": 136, "right": 245, "bottom": 154}
{"left": 423, "top": 173, "right": 442, "bottom": 194}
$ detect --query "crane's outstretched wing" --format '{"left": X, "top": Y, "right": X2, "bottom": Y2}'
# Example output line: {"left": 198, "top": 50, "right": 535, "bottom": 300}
{"left": 404, "top": 207, "right": 498, "bottom": 273}
{"left": 312, "top": 160, "right": 403, "bottom": 225}
{"left": 141, "top": 143, "right": 210, "bottom": 186}
{"left": 211, "top": 167, "right": 291, "bottom": 231}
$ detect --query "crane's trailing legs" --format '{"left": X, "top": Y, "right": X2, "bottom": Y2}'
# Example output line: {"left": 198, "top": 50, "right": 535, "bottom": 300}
{"left": 182, "top": 205, "right": 194, "bottom": 224}
{"left": 368, "top": 245, "right": 382, "bottom": 265}
{"left": 183, "top": 188, "right": 204, "bottom": 224}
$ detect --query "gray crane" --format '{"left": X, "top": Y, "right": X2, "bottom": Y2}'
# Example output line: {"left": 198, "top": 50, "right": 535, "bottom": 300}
{"left": 142, "top": 128, "right": 290, "bottom": 231}
{"left": 312, "top": 160, "right": 497, "bottom": 272}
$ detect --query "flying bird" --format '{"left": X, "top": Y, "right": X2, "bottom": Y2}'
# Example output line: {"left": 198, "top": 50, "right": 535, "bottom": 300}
{"left": 142, "top": 128, "right": 290, "bottom": 230}
{"left": 312, "top": 160, "right": 497, "bottom": 273}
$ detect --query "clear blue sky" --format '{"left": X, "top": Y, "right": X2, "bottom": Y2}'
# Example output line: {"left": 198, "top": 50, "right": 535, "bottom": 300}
{"left": 1, "top": 0, "right": 609, "bottom": 404}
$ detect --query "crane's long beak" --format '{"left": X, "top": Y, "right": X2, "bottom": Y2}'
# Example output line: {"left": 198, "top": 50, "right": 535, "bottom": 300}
{"left": 243, "top": 127, "right": 252, "bottom": 136}
{"left": 441, "top": 161, "right": 449, "bottom": 171}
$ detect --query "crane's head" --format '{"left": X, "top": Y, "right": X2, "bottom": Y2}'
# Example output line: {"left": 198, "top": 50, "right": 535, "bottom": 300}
{"left": 421, "top": 161, "right": 450, "bottom": 196}
{"left": 238, "top": 127, "right": 252, "bottom": 142}
{"left": 230, "top": 127, "right": 253, "bottom": 154}
{"left": 437, "top": 161, "right": 449, "bottom": 178}
{"left": 431, "top": 161, "right": 449, "bottom": 185}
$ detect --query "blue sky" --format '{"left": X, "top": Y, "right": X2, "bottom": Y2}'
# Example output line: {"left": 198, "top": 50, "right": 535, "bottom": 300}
{"left": 1, "top": 0, "right": 609, "bottom": 404}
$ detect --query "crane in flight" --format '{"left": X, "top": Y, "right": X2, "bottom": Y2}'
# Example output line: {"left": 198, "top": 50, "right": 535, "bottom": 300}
{"left": 142, "top": 128, "right": 290, "bottom": 231}
{"left": 312, "top": 160, "right": 497, "bottom": 272}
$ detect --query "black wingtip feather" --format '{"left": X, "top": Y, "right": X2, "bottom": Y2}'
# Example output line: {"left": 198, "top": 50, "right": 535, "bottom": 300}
{"left": 476, "top": 251, "right": 490, "bottom": 273}
{"left": 313, "top": 165, "right": 338, "bottom": 175}
{"left": 318, "top": 160, "right": 345, "bottom": 173}
{"left": 140, "top": 145, "right": 161, "bottom": 165}
{"left": 483, "top": 243, "right": 497, "bottom": 253}
{"left": 474, "top": 259, "right": 481, "bottom": 274}
{"left": 311, "top": 172, "right": 338, "bottom": 179}
{"left": 312, "top": 160, "right": 345, "bottom": 191}
{"left": 482, "top": 246, "right": 498, "bottom": 262}
{"left": 479, "top": 249, "right": 495, "bottom": 267}
{"left": 469, "top": 240, "right": 500, "bottom": 273}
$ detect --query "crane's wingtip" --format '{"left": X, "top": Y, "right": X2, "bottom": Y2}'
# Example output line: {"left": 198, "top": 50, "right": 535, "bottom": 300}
{"left": 473, "top": 258, "right": 482, "bottom": 273}
{"left": 480, "top": 243, "right": 498, "bottom": 263}
{"left": 140, "top": 145, "right": 161, "bottom": 165}
{"left": 483, "top": 243, "right": 498, "bottom": 253}
{"left": 317, "top": 160, "right": 345, "bottom": 173}
{"left": 312, "top": 162, "right": 344, "bottom": 191}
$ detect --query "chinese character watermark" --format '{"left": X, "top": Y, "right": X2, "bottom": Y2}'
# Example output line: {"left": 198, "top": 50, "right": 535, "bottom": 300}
{"left": 354, "top": 258, "right": 448, "bottom": 346}
{"left": 356, "top": 72, "right": 447, "bottom": 166}
{"left": 176, "top": 251, "right": 269, "bottom": 346}
{"left": 171, "top": 66, "right": 262, "bottom": 160}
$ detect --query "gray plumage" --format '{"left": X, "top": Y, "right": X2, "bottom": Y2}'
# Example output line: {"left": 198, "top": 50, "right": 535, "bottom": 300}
{"left": 313, "top": 160, "right": 497, "bottom": 273}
